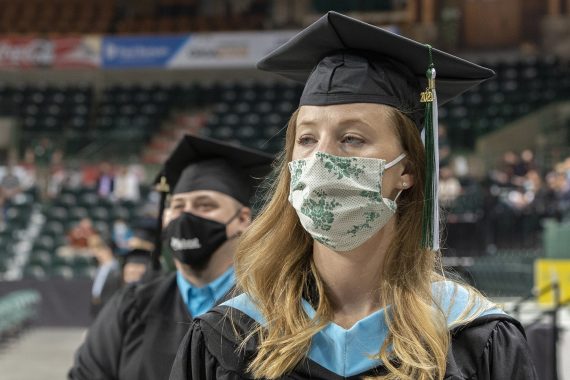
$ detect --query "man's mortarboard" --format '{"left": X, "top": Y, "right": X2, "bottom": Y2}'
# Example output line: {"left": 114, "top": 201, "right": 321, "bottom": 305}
{"left": 159, "top": 134, "right": 274, "bottom": 205}
{"left": 152, "top": 134, "right": 274, "bottom": 268}
{"left": 257, "top": 11, "right": 495, "bottom": 251}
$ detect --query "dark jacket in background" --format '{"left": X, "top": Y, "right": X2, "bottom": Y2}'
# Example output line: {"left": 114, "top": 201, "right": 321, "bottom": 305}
{"left": 70, "top": 272, "right": 194, "bottom": 380}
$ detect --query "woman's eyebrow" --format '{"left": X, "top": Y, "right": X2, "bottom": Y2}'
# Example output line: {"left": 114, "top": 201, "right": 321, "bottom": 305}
{"left": 338, "top": 118, "right": 374, "bottom": 130}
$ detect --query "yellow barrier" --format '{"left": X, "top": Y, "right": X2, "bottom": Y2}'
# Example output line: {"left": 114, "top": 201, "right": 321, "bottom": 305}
{"left": 535, "top": 259, "right": 570, "bottom": 307}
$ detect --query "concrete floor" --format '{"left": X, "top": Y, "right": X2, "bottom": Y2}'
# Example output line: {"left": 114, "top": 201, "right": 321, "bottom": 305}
{"left": 0, "top": 328, "right": 86, "bottom": 380}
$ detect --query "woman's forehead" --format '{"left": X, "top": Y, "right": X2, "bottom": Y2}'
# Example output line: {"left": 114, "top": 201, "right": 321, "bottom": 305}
{"left": 297, "top": 103, "right": 394, "bottom": 128}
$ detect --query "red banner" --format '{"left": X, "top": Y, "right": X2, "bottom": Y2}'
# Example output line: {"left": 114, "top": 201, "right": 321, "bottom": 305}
{"left": 0, "top": 36, "right": 100, "bottom": 69}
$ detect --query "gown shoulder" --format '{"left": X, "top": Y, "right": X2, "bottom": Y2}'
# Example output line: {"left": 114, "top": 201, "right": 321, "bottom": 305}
{"left": 171, "top": 302, "right": 538, "bottom": 380}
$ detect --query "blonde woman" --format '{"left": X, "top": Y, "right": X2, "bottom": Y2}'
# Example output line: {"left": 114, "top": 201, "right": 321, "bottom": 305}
{"left": 170, "top": 12, "right": 537, "bottom": 380}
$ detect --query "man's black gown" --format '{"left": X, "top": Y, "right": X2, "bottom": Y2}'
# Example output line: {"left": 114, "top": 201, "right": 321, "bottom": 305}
{"left": 70, "top": 272, "right": 226, "bottom": 380}
{"left": 170, "top": 284, "right": 538, "bottom": 380}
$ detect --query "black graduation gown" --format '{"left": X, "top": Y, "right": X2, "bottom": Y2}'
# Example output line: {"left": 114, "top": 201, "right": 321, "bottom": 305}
{"left": 170, "top": 293, "right": 538, "bottom": 380}
{"left": 90, "top": 266, "right": 122, "bottom": 317}
{"left": 70, "top": 272, "right": 224, "bottom": 380}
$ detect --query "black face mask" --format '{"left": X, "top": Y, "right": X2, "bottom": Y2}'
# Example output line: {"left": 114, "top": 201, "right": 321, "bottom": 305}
{"left": 163, "top": 209, "right": 241, "bottom": 270}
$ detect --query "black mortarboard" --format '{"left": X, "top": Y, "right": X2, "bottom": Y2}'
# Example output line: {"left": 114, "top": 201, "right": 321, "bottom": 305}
{"left": 118, "top": 218, "right": 156, "bottom": 264}
{"left": 123, "top": 249, "right": 152, "bottom": 264}
{"left": 158, "top": 134, "right": 274, "bottom": 206}
{"left": 257, "top": 11, "right": 495, "bottom": 129}
{"left": 256, "top": 11, "right": 495, "bottom": 252}
{"left": 151, "top": 134, "right": 274, "bottom": 269}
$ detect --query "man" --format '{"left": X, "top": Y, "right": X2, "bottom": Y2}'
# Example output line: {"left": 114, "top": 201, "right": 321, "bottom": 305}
{"left": 69, "top": 135, "right": 273, "bottom": 380}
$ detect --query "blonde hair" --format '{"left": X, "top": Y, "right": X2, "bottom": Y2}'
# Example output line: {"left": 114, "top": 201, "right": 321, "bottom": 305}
{"left": 234, "top": 107, "right": 491, "bottom": 380}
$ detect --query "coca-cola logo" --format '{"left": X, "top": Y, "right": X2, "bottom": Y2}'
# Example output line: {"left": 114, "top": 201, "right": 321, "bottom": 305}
{"left": 0, "top": 39, "right": 54, "bottom": 66}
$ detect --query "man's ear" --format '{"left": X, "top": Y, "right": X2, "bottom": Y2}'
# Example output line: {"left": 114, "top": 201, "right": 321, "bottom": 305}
{"left": 239, "top": 207, "right": 252, "bottom": 225}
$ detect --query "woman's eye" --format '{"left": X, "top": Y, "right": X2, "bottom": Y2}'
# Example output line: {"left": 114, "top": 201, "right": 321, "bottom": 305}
{"left": 297, "top": 136, "right": 316, "bottom": 146}
{"left": 342, "top": 135, "right": 365, "bottom": 146}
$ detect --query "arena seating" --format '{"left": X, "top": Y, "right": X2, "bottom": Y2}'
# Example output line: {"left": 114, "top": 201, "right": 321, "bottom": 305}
{"left": 0, "top": 0, "right": 116, "bottom": 35}
{"left": 23, "top": 185, "right": 151, "bottom": 280}
{"left": 0, "top": 0, "right": 269, "bottom": 35}
{"left": 440, "top": 55, "right": 570, "bottom": 149}
{"left": 2, "top": 56, "right": 565, "bottom": 160}
{"left": 0, "top": 289, "right": 41, "bottom": 341}
{"left": 0, "top": 55, "right": 567, "bottom": 281}
{"left": 199, "top": 82, "right": 302, "bottom": 152}
{"left": 0, "top": 189, "right": 37, "bottom": 278}
{"left": 312, "top": 0, "right": 401, "bottom": 12}
{"left": 467, "top": 249, "right": 540, "bottom": 297}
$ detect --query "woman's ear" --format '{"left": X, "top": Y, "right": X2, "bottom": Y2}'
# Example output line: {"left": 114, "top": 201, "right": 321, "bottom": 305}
{"left": 399, "top": 173, "right": 414, "bottom": 189}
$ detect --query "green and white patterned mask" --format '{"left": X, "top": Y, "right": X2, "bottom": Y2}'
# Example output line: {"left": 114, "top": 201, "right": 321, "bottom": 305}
{"left": 288, "top": 151, "right": 406, "bottom": 251}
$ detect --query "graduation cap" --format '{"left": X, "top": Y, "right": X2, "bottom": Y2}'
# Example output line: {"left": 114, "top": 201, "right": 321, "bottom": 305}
{"left": 257, "top": 11, "right": 495, "bottom": 251}
{"left": 151, "top": 134, "right": 274, "bottom": 269}
{"left": 120, "top": 218, "right": 156, "bottom": 265}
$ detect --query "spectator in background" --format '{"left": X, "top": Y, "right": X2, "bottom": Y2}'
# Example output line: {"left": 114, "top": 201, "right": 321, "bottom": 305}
{"left": 0, "top": 164, "right": 22, "bottom": 200}
{"left": 489, "top": 150, "right": 517, "bottom": 187}
{"left": 63, "top": 162, "right": 84, "bottom": 190}
{"left": 439, "top": 165, "right": 462, "bottom": 207}
{"left": 96, "top": 162, "right": 115, "bottom": 199}
{"left": 33, "top": 137, "right": 54, "bottom": 199}
{"left": 47, "top": 163, "right": 66, "bottom": 199}
{"left": 113, "top": 165, "right": 141, "bottom": 202}
{"left": 553, "top": 159, "right": 570, "bottom": 213}
{"left": 0, "top": 163, "right": 23, "bottom": 225}
{"left": 89, "top": 232, "right": 121, "bottom": 317}
{"left": 20, "top": 148, "right": 38, "bottom": 190}
{"left": 57, "top": 218, "right": 96, "bottom": 258}
{"left": 520, "top": 149, "right": 536, "bottom": 174}
{"left": 112, "top": 218, "right": 133, "bottom": 255}
{"left": 534, "top": 171, "right": 563, "bottom": 220}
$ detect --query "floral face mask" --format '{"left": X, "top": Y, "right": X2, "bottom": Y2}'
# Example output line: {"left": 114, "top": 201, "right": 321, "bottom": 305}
{"left": 288, "top": 151, "right": 406, "bottom": 251}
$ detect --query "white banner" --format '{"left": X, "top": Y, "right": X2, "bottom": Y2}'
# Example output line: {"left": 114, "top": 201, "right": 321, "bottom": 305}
{"left": 168, "top": 31, "right": 297, "bottom": 69}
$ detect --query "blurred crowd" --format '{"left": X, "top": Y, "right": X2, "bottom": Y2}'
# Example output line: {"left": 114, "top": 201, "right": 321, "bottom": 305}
{"left": 437, "top": 121, "right": 570, "bottom": 252}
{"left": 439, "top": 148, "right": 570, "bottom": 219}
{"left": 0, "top": 138, "right": 145, "bottom": 218}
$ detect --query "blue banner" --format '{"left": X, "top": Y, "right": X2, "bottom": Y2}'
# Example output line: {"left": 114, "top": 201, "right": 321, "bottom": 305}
{"left": 102, "top": 36, "right": 188, "bottom": 68}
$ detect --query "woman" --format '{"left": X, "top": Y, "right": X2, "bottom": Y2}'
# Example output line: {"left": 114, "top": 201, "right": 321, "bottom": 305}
{"left": 170, "top": 12, "right": 537, "bottom": 380}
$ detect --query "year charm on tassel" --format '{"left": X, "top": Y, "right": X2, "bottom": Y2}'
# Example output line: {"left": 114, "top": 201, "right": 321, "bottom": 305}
{"left": 420, "top": 89, "right": 433, "bottom": 103}
{"left": 420, "top": 66, "right": 436, "bottom": 103}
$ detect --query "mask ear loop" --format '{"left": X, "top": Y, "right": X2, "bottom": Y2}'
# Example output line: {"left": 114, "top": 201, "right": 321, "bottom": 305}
{"left": 225, "top": 207, "right": 245, "bottom": 240}
{"left": 224, "top": 207, "right": 243, "bottom": 225}
{"left": 384, "top": 153, "right": 407, "bottom": 202}
{"left": 393, "top": 189, "right": 404, "bottom": 202}
{"left": 384, "top": 153, "right": 407, "bottom": 169}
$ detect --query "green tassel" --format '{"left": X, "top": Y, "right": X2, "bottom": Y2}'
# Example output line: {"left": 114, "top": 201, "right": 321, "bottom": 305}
{"left": 420, "top": 45, "right": 440, "bottom": 251}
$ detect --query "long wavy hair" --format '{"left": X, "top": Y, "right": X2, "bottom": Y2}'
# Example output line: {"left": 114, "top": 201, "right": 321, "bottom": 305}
{"left": 234, "top": 106, "right": 490, "bottom": 380}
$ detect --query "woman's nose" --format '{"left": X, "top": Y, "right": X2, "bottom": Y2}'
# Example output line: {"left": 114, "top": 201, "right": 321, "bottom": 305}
{"left": 315, "top": 137, "right": 341, "bottom": 156}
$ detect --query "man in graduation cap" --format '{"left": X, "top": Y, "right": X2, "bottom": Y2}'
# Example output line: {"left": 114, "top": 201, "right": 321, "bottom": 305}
{"left": 119, "top": 218, "right": 156, "bottom": 285}
{"left": 69, "top": 135, "right": 273, "bottom": 380}
{"left": 170, "top": 12, "right": 537, "bottom": 380}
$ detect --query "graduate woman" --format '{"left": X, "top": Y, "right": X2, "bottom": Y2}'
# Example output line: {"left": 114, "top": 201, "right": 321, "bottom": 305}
{"left": 170, "top": 12, "right": 538, "bottom": 380}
